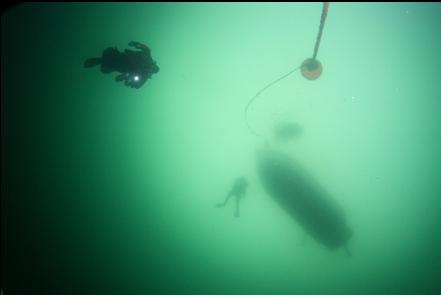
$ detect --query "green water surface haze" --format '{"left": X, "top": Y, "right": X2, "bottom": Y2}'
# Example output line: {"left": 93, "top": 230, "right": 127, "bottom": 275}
{"left": 2, "top": 2, "right": 441, "bottom": 295}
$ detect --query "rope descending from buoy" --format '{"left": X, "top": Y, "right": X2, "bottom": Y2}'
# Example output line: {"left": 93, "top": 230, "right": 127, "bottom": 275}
{"left": 244, "top": 66, "right": 301, "bottom": 139}
{"left": 244, "top": 2, "right": 330, "bottom": 138}
{"left": 312, "top": 2, "right": 329, "bottom": 60}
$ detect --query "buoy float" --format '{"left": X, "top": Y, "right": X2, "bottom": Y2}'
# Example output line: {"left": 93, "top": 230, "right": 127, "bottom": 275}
{"left": 301, "top": 58, "right": 322, "bottom": 80}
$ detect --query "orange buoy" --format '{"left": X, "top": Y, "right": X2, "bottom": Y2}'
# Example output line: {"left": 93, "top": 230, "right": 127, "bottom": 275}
{"left": 301, "top": 58, "right": 322, "bottom": 80}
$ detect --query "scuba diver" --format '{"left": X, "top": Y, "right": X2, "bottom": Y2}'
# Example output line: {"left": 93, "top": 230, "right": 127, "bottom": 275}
{"left": 216, "top": 177, "right": 248, "bottom": 218}
{"left": 84, "top": 41, "right": 159, "bottom": 89}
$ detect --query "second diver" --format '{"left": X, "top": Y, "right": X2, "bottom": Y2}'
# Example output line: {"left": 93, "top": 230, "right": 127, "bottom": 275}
{"left": 216, "top": 177, "right": 248, "bottom": 218}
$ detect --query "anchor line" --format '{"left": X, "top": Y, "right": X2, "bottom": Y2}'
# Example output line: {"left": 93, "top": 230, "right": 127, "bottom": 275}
{"left": 312, "top": 2, "right": 329, "bottom": 60}
{"left": 244, "top": 66, "right": 301, "bottom": 139}
{"left": 244, "top": 2, "right": 330, "bottom": 138}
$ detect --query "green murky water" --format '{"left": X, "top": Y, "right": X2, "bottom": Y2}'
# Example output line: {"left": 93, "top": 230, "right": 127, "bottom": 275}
{"left": 2, "top": 3, "right": 441, "bottom": 295}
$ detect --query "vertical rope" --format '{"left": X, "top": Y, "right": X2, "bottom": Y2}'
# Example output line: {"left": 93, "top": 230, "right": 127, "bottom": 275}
{"left": 312, "top": 2, "right": 330, "bottom": 60}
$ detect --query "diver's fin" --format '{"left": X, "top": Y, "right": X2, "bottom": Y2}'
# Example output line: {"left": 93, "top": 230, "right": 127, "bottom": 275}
{"left": 84, "top": 57, "right": 101, "bottom": 68}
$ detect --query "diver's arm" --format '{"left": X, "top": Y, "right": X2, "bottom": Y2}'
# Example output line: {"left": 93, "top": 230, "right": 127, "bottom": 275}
{"left": 115, "top": 73, "right": 127, "bottom": 82}
{"left": 128, "top": 41, "right": 150, "bottom": 55}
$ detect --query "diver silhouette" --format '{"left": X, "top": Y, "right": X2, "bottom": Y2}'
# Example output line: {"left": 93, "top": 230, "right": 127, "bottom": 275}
{"left": 216, "top": 177, "right": 248, "bottom": 218}
{"left": 84, "top": 41, "right": 159, "bottom": 89}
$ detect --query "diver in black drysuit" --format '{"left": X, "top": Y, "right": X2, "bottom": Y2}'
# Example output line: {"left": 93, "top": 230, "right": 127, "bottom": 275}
{"left": 84, "top": 41, "right": 159, "bottom": 89}
{"left": 216, "top": 177, "right": 248, "bottom": 218}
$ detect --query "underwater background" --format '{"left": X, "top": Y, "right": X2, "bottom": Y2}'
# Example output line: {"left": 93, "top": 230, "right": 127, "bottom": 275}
{"left": 2, "top": 3, "right": 441, "bottom": 295}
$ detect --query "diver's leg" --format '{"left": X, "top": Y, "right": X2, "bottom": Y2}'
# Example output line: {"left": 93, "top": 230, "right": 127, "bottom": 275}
{"left": 216, "top": 192, "right": 233, "bottom": 208}
{"left": 234, "top": 195, "right": 241, "bottom": 218}
{"left": 100, "top": 47, "right": 122, "bottom": 73}
{"left": 84, "top": 57, "right": 102, "bottom": 68}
